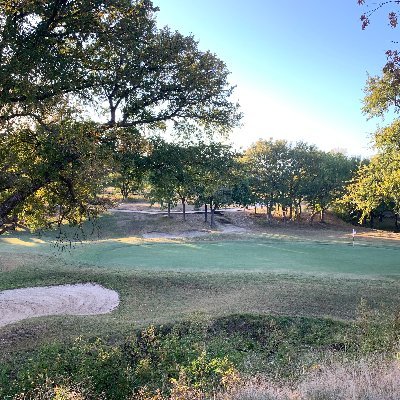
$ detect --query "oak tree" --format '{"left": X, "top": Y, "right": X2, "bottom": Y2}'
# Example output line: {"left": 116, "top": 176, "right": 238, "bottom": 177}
{"left": 0, "top": 0, "right": 241, "bottom": 233}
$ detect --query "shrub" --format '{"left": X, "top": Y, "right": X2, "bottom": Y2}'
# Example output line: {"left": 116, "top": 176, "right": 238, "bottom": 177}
{"left": 10, "top": 378, "right": 103, "bottom": 400}
{"left": 2, "top": 311, "right": 400, "bottom": 400}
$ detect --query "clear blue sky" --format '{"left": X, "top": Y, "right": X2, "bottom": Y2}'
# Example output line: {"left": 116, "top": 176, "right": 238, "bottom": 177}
{"left": 154, "top": 0, "right": 396, "bottom": 157}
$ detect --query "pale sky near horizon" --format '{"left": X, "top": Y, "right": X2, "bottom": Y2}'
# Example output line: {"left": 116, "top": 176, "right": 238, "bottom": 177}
{"left": 153, "top": 1, "right": 398, "bottom": 157}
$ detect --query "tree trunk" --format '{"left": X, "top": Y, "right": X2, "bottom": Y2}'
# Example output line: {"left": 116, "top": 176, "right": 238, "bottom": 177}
{"left": 267, "top": 201, "right": 273, "bottom": 220}
{"left": 0, "top": 178, "right": 50, "bottom": 233}
{"left": 289, "top": 205, "right": 293, "bottom": 220}
{"left": 369, "top": 212, "right": 374, "bottom": 228}
{"left": 121, "top": 182, "right": 129, "bottom": 199}
{"left": 269, "top": 195, "right": 274, "bottom": 219}
{"left": 297, "top": 200, "right": 302, "bottom": 217}
{"left": 320, "top": 209, "right": 325, "bottom": 222}
{"left": 167, "top": 202, "right": 171, "bottom": 218}
{"left": 362, "top": 216, "right": 367, "bottom": 226}
{"left": 182, "top": 198, "right": 186, "bottom": 221}
{"left": 204, "top": 203, "right": 208, "bottom": 222}
{"left": 210, "top": 200, "right": 215, "bottom": 228}
{"left": 109, "top": 102, "right": 117, "bottom": 125}
{"left": 309, "top": 210, "right": 318, "bottom": 224}
{"left": 254, "top": 204, "right": 257, "bottom": 214}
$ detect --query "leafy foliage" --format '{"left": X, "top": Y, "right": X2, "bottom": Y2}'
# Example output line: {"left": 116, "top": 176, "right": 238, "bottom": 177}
{"left": 1, "top": 310, "right": 399, "bottom": 399}
{"left": 358, "top": 1, "right": 400, "bottom": 31}
{"left": 0, "top": 0, "right": 241, "bottom": 233}
{"left": 112, "top": 130, "right": 150, "bottom": 199}
{"left": 342, "top": 24, "right": 400, "bottom": 226}
{"left": 147, "top": 139, "right": 241, "bottom": 223}
{"left": 242, "top": 139, "right": 358, "bottom": 221}
{"left": 147, "top": 139, "right": 198, "bottom": 218}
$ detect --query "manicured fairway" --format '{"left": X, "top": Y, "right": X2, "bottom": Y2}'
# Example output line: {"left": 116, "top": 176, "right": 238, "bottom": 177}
{"left": 67, "top": 239, "right": 400, "bottom": 275}
{"left": 2, "top": 235, "right": 400, "bottom": 276}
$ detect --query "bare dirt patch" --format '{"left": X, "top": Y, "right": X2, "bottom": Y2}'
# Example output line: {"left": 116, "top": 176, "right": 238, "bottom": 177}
{"left": 109, "top": 202, "right": 400, "bottom": 244}
{"left": 0, "top": 283, "right": 119, "bottom": 328}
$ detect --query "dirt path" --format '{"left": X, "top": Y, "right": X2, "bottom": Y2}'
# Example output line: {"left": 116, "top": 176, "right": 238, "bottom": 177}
{"left": 0, "top": 283, "right": 119, "bottom": 328}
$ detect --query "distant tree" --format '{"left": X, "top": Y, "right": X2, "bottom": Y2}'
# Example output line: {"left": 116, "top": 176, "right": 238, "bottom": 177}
{"left": 342, "top": 158, "right": 384, "bottom": 225}
{"left": 243, "top": 139, "right": 290, "bottom": 219}
{"left": 242, "top": 139, "right": 359, "bottom": 223}
{"left": 230, "top": 177, "right": 255, "bottom": 209}
{"left": 283, "top": 142, "right": 318, "bottom": 220}
{"left": 148, "top": 140, "right": 199, "bottom": 220}
{"left": 194, "top": 143, "right": 239, "bottom": 227}
{"left": 112, "top": 131, "right": 150, "bottom": 199}
{"left": 305, "top": 151, "right": 359, "bottom": 222}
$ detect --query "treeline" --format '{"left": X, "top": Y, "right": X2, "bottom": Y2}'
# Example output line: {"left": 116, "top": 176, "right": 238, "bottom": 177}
{"left": 111, "top": 137, "right": 361, "bottom": 225}
{"left": 242, "top": 140, "right": 360, "bottom": 222}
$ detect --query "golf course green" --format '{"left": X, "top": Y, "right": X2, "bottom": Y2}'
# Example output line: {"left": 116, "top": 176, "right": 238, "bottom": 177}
{"left": 1, "top": 233, "right": 400, "bottom": 276}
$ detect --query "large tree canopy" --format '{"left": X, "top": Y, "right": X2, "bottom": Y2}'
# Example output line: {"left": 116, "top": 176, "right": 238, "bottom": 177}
{"left": 1, "top": 0, "right": 240, "bottom": 128}
{"left": 342, "top": 1, "right": 400, "bottom": 228}
{"left": 0, "top": 0, "right": 241, "bottom": 233}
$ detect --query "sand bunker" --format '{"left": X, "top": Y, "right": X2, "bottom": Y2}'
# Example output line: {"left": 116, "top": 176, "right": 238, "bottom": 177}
{"left": 0, "top": 283, "right": 119, "bottom": 328}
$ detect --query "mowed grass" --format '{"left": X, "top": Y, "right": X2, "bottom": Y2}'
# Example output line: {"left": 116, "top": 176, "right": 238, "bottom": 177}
{"left": 1, "top": 232, "right": 400, "bottom": 276}
{"left": 64, "top": 238, "right": 400, "bottom": 275}
{"left": 1, "top": 213, "right": 400, "bottom": 359}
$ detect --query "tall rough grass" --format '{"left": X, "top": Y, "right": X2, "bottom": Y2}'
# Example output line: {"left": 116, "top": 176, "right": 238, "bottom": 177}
{"left": 223, "top": 358, "right": 400, "bottom": 400}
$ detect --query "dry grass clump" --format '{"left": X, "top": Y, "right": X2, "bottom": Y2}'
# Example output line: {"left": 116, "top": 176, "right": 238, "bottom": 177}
{"left": 299, "top": 359, "right": 400, "bottom": 400}
{"left": 222, "top": 359, "right": 400, "bottom": 400}
{"left": 11, "top": 380, "right": 104, "bottom": 400}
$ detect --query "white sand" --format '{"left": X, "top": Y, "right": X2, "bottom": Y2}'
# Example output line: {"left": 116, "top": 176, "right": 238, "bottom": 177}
{"left": 0, "top": 283, "right": 119, "bottom": 328}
